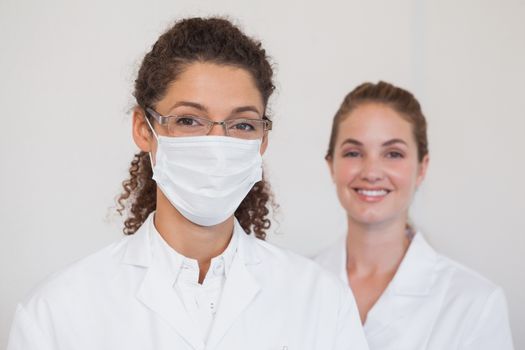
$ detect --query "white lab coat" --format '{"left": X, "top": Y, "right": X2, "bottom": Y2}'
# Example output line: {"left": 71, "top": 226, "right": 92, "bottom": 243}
{"left": 314, "top": 232, "right": 514, "bottom": 350}
{"left": 8, "top": 214, "right": 368, "bottom": 350}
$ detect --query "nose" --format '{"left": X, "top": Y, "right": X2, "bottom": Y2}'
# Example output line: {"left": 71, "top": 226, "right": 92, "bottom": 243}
{"left": 360, "top": 157, "right": 384, "bottom": 183}
{"left": 207, "top": 122, "right": 228, "bottom": 136}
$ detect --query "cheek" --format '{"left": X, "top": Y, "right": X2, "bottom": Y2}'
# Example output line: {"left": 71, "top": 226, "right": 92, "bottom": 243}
{"left": 388, "top": 162, "right": 420, "bottom": 192}
{"left": 332, "top": 159, "right": 360, "bottom": 185}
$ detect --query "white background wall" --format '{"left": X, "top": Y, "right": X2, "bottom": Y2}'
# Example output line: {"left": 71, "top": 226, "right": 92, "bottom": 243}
{"left": 1, "top": 0, "right": 524, "bottom": 348}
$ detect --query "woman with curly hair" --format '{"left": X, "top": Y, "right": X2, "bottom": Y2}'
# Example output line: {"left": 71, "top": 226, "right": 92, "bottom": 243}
{"left": 8, "top": 17, "right": 368, "bottom": 350}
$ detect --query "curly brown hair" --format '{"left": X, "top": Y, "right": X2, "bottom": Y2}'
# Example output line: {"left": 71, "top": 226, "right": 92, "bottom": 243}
{"left": 117, "top": 17, "right": 276, "bottom": 239}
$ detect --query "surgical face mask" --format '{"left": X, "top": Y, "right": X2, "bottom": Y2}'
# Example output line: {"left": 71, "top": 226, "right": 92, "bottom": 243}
{"left": 146, "top": 120, "right": 263, "bottom": 226}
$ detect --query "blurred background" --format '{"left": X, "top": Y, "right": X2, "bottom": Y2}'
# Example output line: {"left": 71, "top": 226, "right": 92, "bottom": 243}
{"left": 1, "top": 0, "right": 524, "bottom": 347}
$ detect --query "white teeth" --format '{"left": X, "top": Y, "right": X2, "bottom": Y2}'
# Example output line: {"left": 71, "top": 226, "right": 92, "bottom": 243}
{"left": 357, "top": 189, "right": 388, "bottom": 197}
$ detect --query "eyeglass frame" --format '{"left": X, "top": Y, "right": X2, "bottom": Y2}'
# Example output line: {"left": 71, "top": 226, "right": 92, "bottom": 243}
{"left": 144, "top": 107, "right": 272, "bottom": 138}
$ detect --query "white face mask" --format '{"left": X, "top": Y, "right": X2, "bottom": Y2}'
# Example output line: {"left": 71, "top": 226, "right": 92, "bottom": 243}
{"left": 147, "top": 121, "right": 263, "bottom": 226}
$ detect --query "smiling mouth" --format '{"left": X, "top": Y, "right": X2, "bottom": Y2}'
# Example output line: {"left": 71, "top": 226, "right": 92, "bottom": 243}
{"left": 354, "top": 188, "right": 391, "bottom": 197}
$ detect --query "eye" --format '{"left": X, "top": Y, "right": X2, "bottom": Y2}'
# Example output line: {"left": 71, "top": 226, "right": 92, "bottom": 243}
{"left": 174, "top": 115, "right": 202, "bottom": 127}
{"left": 343, "top": 150, "right": 361, "bottom": 158}
{"left": 386, "top": 151, "right": 404, "bottom": 159}
{"left": 229, "top": 120, "right": 257, "bottom": 132}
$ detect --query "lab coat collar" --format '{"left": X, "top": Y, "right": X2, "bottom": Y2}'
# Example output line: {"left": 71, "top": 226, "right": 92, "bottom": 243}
{"left": 389, "top": 232, "right": 438, "bottom": 296}
{"left": 120, "top": 219, "right": 152, "bottom": 267}
{"left": 121, "top": 213, "right": 261, "bottom": 268}
{"left": 336, "top": 232, "right": 438, "bottom": 296}
{"left": 148, "top": 215, "right": 240, "bottom": 283}
{"left": 120, "top": 213, "right": 262, "bottom": 349}
{"left": 364, "top": 232, "right": 439, "bottom": 337}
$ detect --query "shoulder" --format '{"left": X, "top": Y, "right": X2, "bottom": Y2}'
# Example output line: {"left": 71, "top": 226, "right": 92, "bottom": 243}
{"left": 249, "top": 235, "right": 327, "bottom": 274}
{"left": 246, "top": 236, "right": 367, "bottom": 345}
{"left": 19, "top": 236, "right": 130, "bottom": 308}
{"left": 436, "top": 252, "right": 502, "bottom": 301}
{"left": 312, "top": 235, "right": 346, "bottom": 275}
{"left": 406, "top": 233, "right": 500, "bottom": 297}
{"left": 410, "top": 233, "right": 506, "bottom": 314}
{"left": 427, "top": 242, "right": 513, "bottom": 346}
{"left": 244, "top": 235, "right": 348, "bottom": 297}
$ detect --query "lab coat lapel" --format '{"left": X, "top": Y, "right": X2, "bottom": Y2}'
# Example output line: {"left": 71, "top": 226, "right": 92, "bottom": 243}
{"left": 206, "top": 230, "right": 261, "bottom": 350}
{"left": 137, "top": 262, "right": 205, "bottom": 349}
{"left": 364, "top": 233, "right": 439, "bottom": 337}
{"left": 122, "top": 216, "right": 205, "bottom": 350}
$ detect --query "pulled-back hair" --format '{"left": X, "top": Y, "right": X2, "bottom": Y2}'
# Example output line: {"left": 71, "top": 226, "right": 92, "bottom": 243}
{"left": 326, "top": 81, "right": 428, "bottom": 162}
{"left": 117, "top": 17, "right": 275, "bottom": 239}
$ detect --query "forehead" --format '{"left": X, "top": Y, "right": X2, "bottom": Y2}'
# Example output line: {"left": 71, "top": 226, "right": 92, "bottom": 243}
{"left": 156, "top": 62, "right": 264, "bottom": 114}
{"left": 337, "top": 103, "right": 415, "bottom": 145}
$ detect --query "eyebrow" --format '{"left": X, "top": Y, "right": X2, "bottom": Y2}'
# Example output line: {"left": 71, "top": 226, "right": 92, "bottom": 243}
{"left": 167, "top": 102, "right": 261, "bottom": 117}
{"left": 168, "top": 101, "right": 207, "bottom": 112}
{"left": 231, "top": 106, "right": 262, "bottom": 116}
{"left": 341, "top": 138, "right": 363, "bottom": 146}
{"left": 382, "top": 139, "right": 408, "bottom": 147}
{"left": 340, "top": 138, "right": 408, "bottom": 147}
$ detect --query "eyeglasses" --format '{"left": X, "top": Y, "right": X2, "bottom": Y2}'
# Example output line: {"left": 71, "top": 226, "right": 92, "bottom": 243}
{"left": 145, "top": 107, "right": 272, "bottom": 140}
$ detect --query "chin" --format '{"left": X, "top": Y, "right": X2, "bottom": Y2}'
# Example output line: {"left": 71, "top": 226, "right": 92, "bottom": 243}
{"left": 347, "top": 208, "right": 394, "bottom": 227}
{"left": 354, "top": 217, "right": 385, "bottom": 227}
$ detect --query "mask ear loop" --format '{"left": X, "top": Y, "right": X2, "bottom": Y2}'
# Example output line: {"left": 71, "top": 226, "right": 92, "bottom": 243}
{"left": 144, "top": 114, "right": 159, "bottom": 168}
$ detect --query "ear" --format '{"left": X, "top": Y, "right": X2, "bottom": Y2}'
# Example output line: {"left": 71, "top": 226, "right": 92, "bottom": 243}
{"left": 132, "top": 107, "right": 155, "bottom": 153}
{"left": 259, "top": 132, "right": 269, "bottom": 155}
{"left": 416, "top": 154, "right": 429, "bottom": 187}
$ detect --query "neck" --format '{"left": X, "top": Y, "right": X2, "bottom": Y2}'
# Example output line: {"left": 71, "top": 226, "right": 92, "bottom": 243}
{"left": 346, "top": 218, "right": 411, "bottom": 277}
{"left": 154, "top": 189, "right": 234, "bottom": 283}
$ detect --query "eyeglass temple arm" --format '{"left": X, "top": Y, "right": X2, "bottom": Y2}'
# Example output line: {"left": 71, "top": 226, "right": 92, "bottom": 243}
{"left": 145, "top": 107, "right": 171, "bottom": 125}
